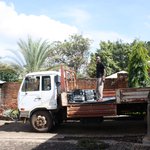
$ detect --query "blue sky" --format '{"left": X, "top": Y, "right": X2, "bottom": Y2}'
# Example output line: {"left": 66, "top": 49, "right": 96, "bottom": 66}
{"left": 1, "top": 0, "right": 150, "bottom": 58}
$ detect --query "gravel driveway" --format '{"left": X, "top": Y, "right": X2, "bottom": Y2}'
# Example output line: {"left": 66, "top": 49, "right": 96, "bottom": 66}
{"left": 0, "top": 118, "right": 150, "bottom": 150}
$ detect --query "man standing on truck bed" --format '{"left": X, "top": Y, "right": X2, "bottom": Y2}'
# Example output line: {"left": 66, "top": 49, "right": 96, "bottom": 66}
{"left": 96, "top": 56, "right": 106, "bottom": 101}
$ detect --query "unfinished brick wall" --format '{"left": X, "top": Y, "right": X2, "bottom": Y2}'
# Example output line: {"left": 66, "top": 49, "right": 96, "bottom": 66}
{"left": 77, "top": 76, "right": 128, "bottom": 90}
{"left": 1, "top": 82, "right": 20, "bottom": 109}
{"left": 0, "top": 73, "right": 128, "bottom": 110}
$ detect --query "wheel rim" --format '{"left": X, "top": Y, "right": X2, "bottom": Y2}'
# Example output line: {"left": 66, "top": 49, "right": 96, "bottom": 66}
{"left": 34, "top": 115, "right": 47, "bottom": 129}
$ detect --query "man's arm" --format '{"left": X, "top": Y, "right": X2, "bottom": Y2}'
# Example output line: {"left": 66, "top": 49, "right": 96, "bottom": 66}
{"left": 103, "top": 68, "right": 106, "bottom": 82}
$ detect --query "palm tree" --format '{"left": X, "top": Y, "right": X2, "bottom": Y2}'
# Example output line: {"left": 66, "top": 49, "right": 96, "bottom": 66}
{"left": 1, "top": 37, "right": 52, "bottom": 76}
{"left": 18, "top": 37, "right": 52, "bottom": 73}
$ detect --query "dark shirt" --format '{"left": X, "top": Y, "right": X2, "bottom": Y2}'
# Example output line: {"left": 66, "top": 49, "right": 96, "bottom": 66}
{"left": 96, "top": 62, "right": 105, "bottom": 78}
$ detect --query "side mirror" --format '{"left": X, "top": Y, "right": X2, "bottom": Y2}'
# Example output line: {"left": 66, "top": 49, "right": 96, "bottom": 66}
{"left": 24, "top": 77, "right": 29, "bottom": 92}
{"left": 55, "top": 75, "right": 60, "bottom": 86}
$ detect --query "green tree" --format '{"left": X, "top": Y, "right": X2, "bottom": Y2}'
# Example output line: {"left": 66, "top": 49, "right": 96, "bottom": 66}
{"left": 128, "top": 41, "right": 150, "bottom": 87}
{"left": 144, "top": 41, "right": 150, "bottom": 56}
{"left": 87, "top": 40, "right": 131, "bottom": 77}
{"left": 98, "top": 41, "right": 119, "bottom": 75}
{"left": 18, "top": 37, "right": 52, "bottom": 72}
{"left": 112, "top": 41, "right": 131, "bottom": 70}
{"left": 86, "top": 53, "right": 97, "bottom": 77}
{"left": 49, "top": 34, "right": 91, "bottom": 73}
{"left": 0, "top": 63, "right": 19, "bottom": 82}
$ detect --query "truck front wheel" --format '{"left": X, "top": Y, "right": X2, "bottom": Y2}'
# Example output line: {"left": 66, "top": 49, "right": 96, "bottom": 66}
{"left": 30, "top": 111, "right": 53, "bottom": 132}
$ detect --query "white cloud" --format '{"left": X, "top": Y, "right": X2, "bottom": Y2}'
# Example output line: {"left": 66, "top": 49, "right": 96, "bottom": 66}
{"left": 0, "top": 1, "right": 78, "bottom": 57}
{"left": 0, "top": 1, "right": 134, "bottom": 58}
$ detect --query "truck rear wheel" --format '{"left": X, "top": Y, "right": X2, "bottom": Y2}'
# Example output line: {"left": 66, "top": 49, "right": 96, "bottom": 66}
{"left": 30, "top": 111, "right": 53, "bottom": 133}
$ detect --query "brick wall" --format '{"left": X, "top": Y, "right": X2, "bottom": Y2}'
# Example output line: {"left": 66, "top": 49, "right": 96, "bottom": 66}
{"left": 77, "top": 74, "right": 128, "bottom": 90}
{"left": 1, "top": 82, "right": 20, "bottom": 109}
{"left": 0, "top": 73, "right": 128, "bottom": 110}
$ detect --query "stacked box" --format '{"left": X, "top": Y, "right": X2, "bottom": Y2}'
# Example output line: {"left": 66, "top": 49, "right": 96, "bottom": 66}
{"left": 84, "top": 90, "right": 96, "bottom": 101}
{"left": 72, "top": 89, "right": 85, "bottom": 102}
{"left": 68, "top": 89, "right": 96, "bottom": 103}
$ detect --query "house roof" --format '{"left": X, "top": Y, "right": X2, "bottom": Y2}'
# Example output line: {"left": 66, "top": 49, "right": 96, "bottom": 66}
{"left": 106, "top": 71, "right": 128, "bottom": 79}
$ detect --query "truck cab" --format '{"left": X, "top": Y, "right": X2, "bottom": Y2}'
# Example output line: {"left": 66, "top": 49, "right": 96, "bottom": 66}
{"left": 18, "top": 71, "right": 61, "bottom": 132}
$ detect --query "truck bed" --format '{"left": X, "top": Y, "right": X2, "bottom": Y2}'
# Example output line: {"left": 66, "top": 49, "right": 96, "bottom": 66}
{"left": 62, "top": 88, "right": 150, "bottom": 119}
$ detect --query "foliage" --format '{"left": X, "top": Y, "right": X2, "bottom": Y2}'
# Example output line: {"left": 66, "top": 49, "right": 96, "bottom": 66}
{"left": 1, "top": 34, "right": 150, "bottom": 83}
{"left": 87, "top": 40, "right": 131, "bottom": 77}
{"left": 86, "top": 53, "right": 97, "bottom": 77}
{"left": 128, "top": 41, "right": 150, "bottom": 87}
{"left": 112, "top": 41, "right": 131, "bottom": 70}
{"left": 0, "top": 64, "right": 19, "bottom": 82}
{"left": 2, "top": 109, "right": 19, "bottom": 121}
{"left": 1, "top": 35, "right": 91, "bottom": 79}
{"left": 145, "top": 41, "right": 150, "bottom": 56}
{"left": 17, "top": 37, "right": 52, "bottom": 73}
{"left": 49, "top": 34, "right": 91, "bottom": 73}
{"left": 0, "top": 37, "right": 52, "bottom": 78}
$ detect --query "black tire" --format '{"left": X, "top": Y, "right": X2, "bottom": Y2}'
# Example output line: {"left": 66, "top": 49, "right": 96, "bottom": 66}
{"left": 30, "top": 111, "right": 53, "bottom": 133}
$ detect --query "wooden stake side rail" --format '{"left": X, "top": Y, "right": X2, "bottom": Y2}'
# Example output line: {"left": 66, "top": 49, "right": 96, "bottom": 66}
{"left": 60, "top": 65, "right": 77, "bottom": 92}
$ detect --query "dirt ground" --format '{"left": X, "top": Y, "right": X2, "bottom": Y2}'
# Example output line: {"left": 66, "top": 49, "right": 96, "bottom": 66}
{"left": 0, "top": 117, "right": 150, "bottom": 150}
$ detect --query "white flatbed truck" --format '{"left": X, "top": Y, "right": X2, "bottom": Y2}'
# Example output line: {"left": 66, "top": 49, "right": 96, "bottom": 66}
{"left": 18, "top": 66, "right": 149, "bottom": 132}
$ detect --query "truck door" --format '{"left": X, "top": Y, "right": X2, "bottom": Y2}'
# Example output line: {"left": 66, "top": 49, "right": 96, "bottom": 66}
{"left": 40, "top": 75, "right": 57, "bottom": 109}
{"left": 18, "top": 75, "right": 42, "bottom": 111}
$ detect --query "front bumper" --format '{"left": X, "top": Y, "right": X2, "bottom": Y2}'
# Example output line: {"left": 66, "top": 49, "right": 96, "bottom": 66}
{"left": 19, "top": 111, "right": 30, "bottom": 118}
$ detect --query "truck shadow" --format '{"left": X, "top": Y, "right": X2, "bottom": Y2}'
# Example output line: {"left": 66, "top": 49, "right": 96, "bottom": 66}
{"left": 34, "top": 119, "right": 148, "bottom": 150}
{"left": 52, "top": 118, "right": 147, "bottom": 135}
{"left": 0, "top": 117, "right": 147, "bottom": 134}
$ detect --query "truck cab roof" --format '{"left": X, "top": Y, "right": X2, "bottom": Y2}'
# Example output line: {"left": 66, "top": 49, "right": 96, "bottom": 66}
{"left": 25, "top": 71, "right": 60, "bottom": 77}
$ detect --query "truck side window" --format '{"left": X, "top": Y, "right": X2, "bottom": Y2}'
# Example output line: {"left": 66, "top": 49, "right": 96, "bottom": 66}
{"left": 34, "top": 77, "right": 40, "bottom": 91}
{"left": 42, "top": 76, "right": 51, "bottom": 91}
{"left": 22, "top": 76, "right": 40, "bottom": 92}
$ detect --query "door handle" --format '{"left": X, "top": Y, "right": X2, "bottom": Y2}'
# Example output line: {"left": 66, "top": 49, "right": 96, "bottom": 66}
{"left": 34, "top": 97, "right": 41, "bottom": 101}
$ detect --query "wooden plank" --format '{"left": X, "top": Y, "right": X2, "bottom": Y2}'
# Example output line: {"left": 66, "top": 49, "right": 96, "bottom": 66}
{"left": 67, "top": 105, "right": 115, "bottom": 111}
{"left": 120, "top": 91, "right": 149, "bottom": 97}
{"left": 67, "top": 103, "right": 117, "bottom": 118}
{"left": 67, "top": 110, "right": 116, "bottom": 115}
{"left": 67, "top": 111, "right": 116, "bottom": 118}
{"left": 120, "top": 87, "right": 150, "bottom": 92}
{"left": 116, "top": 87, "right": 150, "bottom": 103}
